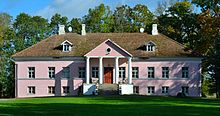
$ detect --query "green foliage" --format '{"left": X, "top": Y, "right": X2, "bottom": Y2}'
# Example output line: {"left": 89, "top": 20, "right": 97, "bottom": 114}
{"left": 50, "top": 13, "right": 68, "bottom": 34}
{"left": 113, "top": 5, "right": 132, "bottom": 32}
{"left": 131, "top": 4, "right": 154, "bottom": 32}
{"left": 158, "top": 1, "right": 201, "bottom": 50}
{"left": 83, "top": 4, "right": 114, "bottom": 32}
{"left": 13, "top": 13, "right": 51, "bottom": 51}
{"left": 70, "top": 18, "right": 82, "bottom": 33}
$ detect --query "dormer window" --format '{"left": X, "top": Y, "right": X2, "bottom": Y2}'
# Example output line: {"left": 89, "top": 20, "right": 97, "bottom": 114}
{"left": 61, "top": 40, "right": 72, "bottom": 52}
{"left": 146, "top": 42, "right": 156, "bottom": 52}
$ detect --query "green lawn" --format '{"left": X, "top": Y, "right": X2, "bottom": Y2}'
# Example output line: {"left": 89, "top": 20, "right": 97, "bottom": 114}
{"left": 0, "top": 96, "right": 220, "bottom": 116}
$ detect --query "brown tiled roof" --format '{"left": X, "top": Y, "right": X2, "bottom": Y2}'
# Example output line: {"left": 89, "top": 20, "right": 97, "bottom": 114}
{"left": 12, "top": 33, "right": 191, "bottom": 58}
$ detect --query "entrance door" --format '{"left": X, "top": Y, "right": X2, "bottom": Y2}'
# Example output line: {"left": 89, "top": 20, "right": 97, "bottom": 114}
{"left": 104, "top": 67, "right": 113, "bottom": 84}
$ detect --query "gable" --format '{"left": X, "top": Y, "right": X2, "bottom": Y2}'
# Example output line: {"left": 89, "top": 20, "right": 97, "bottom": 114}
{"left": 85, "top": 39, "right": 132, "bottom": 57}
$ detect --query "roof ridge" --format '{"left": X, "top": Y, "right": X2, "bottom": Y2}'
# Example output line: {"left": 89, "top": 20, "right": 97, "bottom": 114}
{"left": 12, "top": 35, "right": 57, "bottom": 57}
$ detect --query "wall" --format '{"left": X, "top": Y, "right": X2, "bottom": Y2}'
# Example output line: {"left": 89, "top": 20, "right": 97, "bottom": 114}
{"left": 16, "top": 61, "right": 85, "bottom": 97}
{"left": 132, "top": 60, "right": 201, "bottom": 96}
{"left": 15, "top": 59, "right": 201, "bottom": 97}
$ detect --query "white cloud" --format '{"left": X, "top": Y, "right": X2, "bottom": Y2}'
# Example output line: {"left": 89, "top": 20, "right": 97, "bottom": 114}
{"left": 36, "top": 0, "right": 104, "bottom": 20}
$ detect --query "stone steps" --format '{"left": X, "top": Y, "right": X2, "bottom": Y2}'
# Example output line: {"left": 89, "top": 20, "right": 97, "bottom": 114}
{"left": 98, "top": 84, "right": 119, "bottom": 95}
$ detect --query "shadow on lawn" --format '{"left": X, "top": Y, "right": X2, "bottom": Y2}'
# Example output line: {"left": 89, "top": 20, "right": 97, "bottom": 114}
{"left": 0, "top": 96, "right": 220, "bottom": 116}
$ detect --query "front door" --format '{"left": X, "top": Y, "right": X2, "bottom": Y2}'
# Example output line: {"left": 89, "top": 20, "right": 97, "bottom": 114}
{"left": 104, "top": 67, "right": 113, "bottom": 84}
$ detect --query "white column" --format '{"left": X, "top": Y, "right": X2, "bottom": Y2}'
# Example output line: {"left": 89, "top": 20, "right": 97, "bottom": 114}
{"left": 115, "top": 57, "right": 119, "bottom": 84}
{"left": 86, "top": 57, "right": 90, "bottom": 84}
{"left": 99, "top": 57, "right": 103, "bottom": 84}
{"left": 128, "top": 57, "right": 132, "bottom": 84}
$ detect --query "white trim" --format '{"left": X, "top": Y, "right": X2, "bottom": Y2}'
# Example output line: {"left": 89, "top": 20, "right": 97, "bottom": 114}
{"left": 86, "top": 56, "right": 127, "bottom": 58}
{"left": 60, "top": 40, "right": 73, "bottom": 45}
{"left": 84, "top": 39, "right": 132, "bottom": 57}
{"left": 99, "top": 57, "right": 103, "bottom": 84}
{"left": 86, "top": 57, "right": 90, "bottom": 84}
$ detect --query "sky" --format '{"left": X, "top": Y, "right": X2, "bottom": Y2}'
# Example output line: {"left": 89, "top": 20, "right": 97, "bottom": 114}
{"left": 0, "top": 0, "right": 161, "bottom": 20}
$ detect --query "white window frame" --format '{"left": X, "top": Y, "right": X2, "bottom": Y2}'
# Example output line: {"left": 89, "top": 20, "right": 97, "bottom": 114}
{"left": 92, "top": 67, "right": 99, "bottom": 78}
{"left": 28, "top": 67, "right": 35, "bottom": 78}
{"left": 147, "top": 86, "right": 155, "bottom": 94}
{"left": 62, "top": 67, "right": 70, "bottom": 78}
{"left": 63, "top": 86, "right": 70, "bottom": 94}
{"left": 48, "top": 67, "right": 55, "bottom": 79}
{"left": 146, "top": 42, "right": 155, "bottom": 52}
{"left": 132, "top": 67, "right": 139, "bottom": 78}
{"left": 28, "top": 86, "right": 35, "bottom": 94}
{"left": 48, "top": 86, "right": 55, "bottom": 94}
{"left": 79, "top": 67, "right": 86, "bottom": 78}
{"left": 61, "top": 40, "right": 72, "bottom": 52}
{"left": 182, "top": 67, "right": 189, "bottom": 78}
{"left": 119, "top": 67, "right": 126, "bottom": 78}
{"left": 148, "top": 67, "right": 155, "bottom": 78}
{"left": 162, "top": 86, "right": 169, "bottom": 94}
{"left": 133, "top": 86, "right": 139, "bottom": 94}
{"left": 162, "top": 67, "right": 169, "bottom": 78}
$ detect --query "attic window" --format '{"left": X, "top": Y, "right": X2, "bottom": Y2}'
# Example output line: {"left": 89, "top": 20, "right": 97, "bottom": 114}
{"left": 61, "top": 40, "right": 72, "bottom": 52}
{"left": 146, "top": 42, "right": 156, "bottom": 52}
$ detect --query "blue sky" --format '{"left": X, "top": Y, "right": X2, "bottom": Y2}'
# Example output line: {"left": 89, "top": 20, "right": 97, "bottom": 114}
{"left": 0, "top": 0, "right": 161, "bottom": 20}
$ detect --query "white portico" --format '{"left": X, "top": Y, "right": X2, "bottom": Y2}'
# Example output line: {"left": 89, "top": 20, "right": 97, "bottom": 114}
{"left": 83, "top": 39, "right": 133, "bottom": 95}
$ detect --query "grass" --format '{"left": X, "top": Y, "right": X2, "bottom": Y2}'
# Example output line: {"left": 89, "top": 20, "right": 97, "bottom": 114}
{"left": 0, "top": 96, "right": 220, "bottom": 116}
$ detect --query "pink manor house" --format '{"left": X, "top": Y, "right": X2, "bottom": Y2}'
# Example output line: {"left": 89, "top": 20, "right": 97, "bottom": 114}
{"left": 12, "top": 24, "right": 202, "bottom": 98}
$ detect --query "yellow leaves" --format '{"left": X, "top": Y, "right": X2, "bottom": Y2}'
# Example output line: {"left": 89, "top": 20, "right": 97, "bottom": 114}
{"left": 167, "top": 26, "right": 175, "bottom": 34}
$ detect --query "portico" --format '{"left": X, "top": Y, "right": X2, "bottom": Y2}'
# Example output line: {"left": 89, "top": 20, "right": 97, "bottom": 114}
{"left": 85, "top": 56, "right": 132, "bottom": 85}
{"left": 83, "top": 39, "right": 133, "bottom": 95}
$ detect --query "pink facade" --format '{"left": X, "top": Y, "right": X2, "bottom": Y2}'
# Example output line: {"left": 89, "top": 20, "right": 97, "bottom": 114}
{"left": 16, "top": 61, "right": 85, "bottom": 97}
{"left": 14, "top": 39, "right": 201, "bottom": 97}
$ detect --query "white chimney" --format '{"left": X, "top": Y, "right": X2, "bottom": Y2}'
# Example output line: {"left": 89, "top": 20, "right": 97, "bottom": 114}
{"left": 81, "top": 24, "right": 86, "bottom": 36}
{"left": 152, "top": 24, "right": 158, "bottom": 35}
{"left": 58, "top": 25, "right": 65, "bottom": 35}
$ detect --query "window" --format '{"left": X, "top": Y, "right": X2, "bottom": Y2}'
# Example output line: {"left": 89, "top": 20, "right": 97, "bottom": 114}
{"left": 132, "top": 67, "right": 139, "bottom": 78}
{"left": 147, "top": 86, "right": 155, "bottom": 94}
{"left": 48, "top": 86, "right": 55, "bottom": 94}
{"left": 182, "top": 86, "right": 189, "bottom": 94}
{"left": 148, "top": 67, "right": 155, "bottom": 78}
{"left": 79, "top": 67, "right": 85, "bottom": 78}
{"left": 162, "top": 86, "right": 169, "bottom": 94}
{"left": 62, "top": 67, "right": 70, "bottom": 78}
{"left": 119, "top": 67, "right": 126, "bottom": 78}
{"left": 63, "top": 86, "right": 70, "bottom": 94}
{"left": 48, "top": 67, "right": 55, "bottom": 79}
{"left": 146, "top": 42, "right": 155, "bottom": 51}
{"left": 162, "top": 67, "right": 169, "bottom": 78}
{"left": 28, "top": 67, "right": 35, "bottom": 78}
{"left": 92, "top": 67, "right": 99, "bottom": 78}
{"left": 62, "top": 41, "right": 72, "bottom": 52}
{"left": 182, "top": 67, "right": 189, "bottom": 78}
{"left": 106, "top": 48, "right": 111, "bottom": 54}
{"left": 133, "top": 86, "right": 139, "bottom": 94}
{"left": 28, "top": 86, "right": 35, "bottom": 94}
{"left": 63, "top": 44, "right": 70, "bottom": 52}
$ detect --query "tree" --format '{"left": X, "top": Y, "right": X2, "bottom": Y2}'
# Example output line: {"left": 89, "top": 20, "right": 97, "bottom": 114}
{"left": 155, "top": 0, "right": 178, "bottom": 16}
{"left": 13, "top": 13, "right": 50, "bottom": 51}
{"left": 157, "top": 1, "right": 200, "bottom": 49}
{"left": 70, "top": 18, "right": 82, "bottom": 33}
{"left": 83, "top": 4, "right": 114, "bottom": 32}
{"left": 0, "top": 13, "right": 15, "bottom": 98}
{"left": 113, "top": 5, "right": 133, "bottom": 32}
{"left": 50, "top": 13, "right": 68, "bottom": 34}
{"left": 131, "top": 4, "right": 154, "bottom": 32}
{"left": 192, "top": 0, "right": 220, "bottom": 98}
{"left": 0, "top": 13, "right": 12, "bottom": 53}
